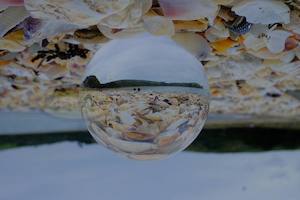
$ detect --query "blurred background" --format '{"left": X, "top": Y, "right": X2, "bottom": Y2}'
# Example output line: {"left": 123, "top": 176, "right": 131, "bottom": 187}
{"left": 1, "top": 112, "right": 300, "bottom": 200}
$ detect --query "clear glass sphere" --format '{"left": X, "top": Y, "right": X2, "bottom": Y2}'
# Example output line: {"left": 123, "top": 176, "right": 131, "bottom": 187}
{"left": 80, "top": 33, "right": 210, "bottom": 160}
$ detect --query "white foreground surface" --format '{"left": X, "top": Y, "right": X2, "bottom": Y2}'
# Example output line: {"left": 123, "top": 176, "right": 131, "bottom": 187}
{"left": 0, "top": 142, "right": 300, "bottom": 200}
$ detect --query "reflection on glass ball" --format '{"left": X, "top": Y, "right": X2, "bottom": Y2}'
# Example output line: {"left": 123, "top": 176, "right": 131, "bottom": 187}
{"left": 80, "top": 33, "right": 210, "bottom": 160}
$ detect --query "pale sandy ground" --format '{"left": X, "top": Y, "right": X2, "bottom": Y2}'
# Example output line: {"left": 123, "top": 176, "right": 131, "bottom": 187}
{"left": 0, "top": 142, "right": 299, "bottom": 200}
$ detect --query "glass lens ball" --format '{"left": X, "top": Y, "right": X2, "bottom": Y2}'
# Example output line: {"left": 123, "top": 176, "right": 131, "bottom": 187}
{"left": 80, "top": 33, "right": 210, "bottom": 160}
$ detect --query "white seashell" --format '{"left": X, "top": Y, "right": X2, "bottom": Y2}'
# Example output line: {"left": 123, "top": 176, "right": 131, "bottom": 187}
{"left": 119, "top": 111, "right": 136, "bottom": 125}
{"left": 24, "top": 0, "right": 99, "bottom": 26}
{"left": 158, "top": 0, "right": 219, "bottom": 24}
{"left": 0, "top": 6, "right": 30, "bottom": 37}
{"left": 24, "top": 0, "right": 131, "bottom": 27}
{"left": 172, "top": 33, "right": 212, "bottom": 61}
{"left": 143, "top": 16, "right": 175, "bottom": 36}
{"left": 97, "top": 24, "right": 145, "bottom": 39}
{"left": 269, "top": 60, "right": 300, "bottom": 74}
{"left": 232, "top": 0, "right": 290, "bottom": 25}
{"left": 247, "top": 48, "right": 285, "bottom": 59}
{"left": 243, "top": 34, "right": 266, "bottom": 51}
{"left": 280, "top": 50, "right": 296, "bottom": 63}
{"left": 99, "top": 0, "right": 152, "bottom": 29}
{"left": 264, "top": 30, "right": 292, "bottom": 54}
{"left": 204, "top": 20, "right": 230, "bottom": 42}
{"left": 25, "top": 20, "right": 80, "bottom": 45}
{"left": 249, "top": 24, "right": 269, "bottom": 37}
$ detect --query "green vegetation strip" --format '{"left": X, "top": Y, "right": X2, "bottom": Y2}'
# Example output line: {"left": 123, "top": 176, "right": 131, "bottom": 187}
{"left": 83, "top": 76, "right": 203, "bottom": 89}
{"left": 1, "top": 128, "right": 300, "bottom": 152}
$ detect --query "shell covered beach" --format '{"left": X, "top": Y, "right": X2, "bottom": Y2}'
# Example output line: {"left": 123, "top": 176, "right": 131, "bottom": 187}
{"left": 0, "top": 0, "right": 300, "bottom": 125}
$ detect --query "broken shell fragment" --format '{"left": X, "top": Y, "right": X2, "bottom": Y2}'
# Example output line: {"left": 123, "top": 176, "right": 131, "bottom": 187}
{"left": 172, "top": 33, "right": 212, "bottom": 60}
{"left": 0, "top": 6, "right": 29, "bottom": 37}
{"left": 265, "top": 30, "right": 292, "bottom": 54}
{"left": 173, "top": 19, "right": 208, "bottom": 32}
{"left": 0, "top": 38, "right": 26, "bottom": 52}
{"left": 232, "top": 0, "right": 290, "bottom": 25}
{"left": 143, "top": 16, "right": 175, "bottom": 36}
{"left": 158, "top": 0, "right": 219, "bottom": 24}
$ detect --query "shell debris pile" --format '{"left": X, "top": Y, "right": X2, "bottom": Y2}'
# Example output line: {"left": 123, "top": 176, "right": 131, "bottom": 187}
{"left": 81, "top": 88, "right": 209, "bottom": 158}
{"left": 0, "top": 0, "right": 300, "bottom": 118}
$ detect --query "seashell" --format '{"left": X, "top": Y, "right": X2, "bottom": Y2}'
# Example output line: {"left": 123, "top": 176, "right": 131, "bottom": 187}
{"left": 24, "top": 0, "right": 129, "bottom": 27}
{"left": 172, "top": 32, "right": 212, "bottom": 61}
{"left": 204, "top": 19, "right": 230, "bottom": 42}
{"left": 268, "top": 60, "right": 300, "bottom": 74}
{"left": 23, "top": 20, "right": 80, "bottom": 45}
{"left": 283, "top": 10, "right": 300, "bottom": 34}
{"left": 106, "top": 136, "right": 157, "bottom": 154}
{"left": 0, "top": 62, "right": 34, "bottom": 78}
{"left": 217, "top": 6, "right": 235, "bottom": 21}
{"left": 235, "top": 80, "right": 258, "bottom": 96}
{"left": 99, "top": 0, "right": 152, "bottom": 29}
{"left": 226, "top": 16, "right": 253, "bottom": 36}
{"left": 73, "top": 27, "right": 109, "bottom": 44}
{"left": 143, "top": 15, "right": 175, "bottom": 36}
{"left": 131, "top": 117, "right": 161, "bottom": 135}
{"left": 247, "top": 48, "right": 285, "bottom": 59}
{"left": 284, "top": 0, "right": 300, "bottom": 10}
{"left": 109, "top": 121, "right": 131, "bottom": 133}
{"left": 166, "top": 118, "right": 188, "bottom": 131}
{"left": 122, "top": 131, "right": 156, "bottom": 141}
{"left": 243, "top": 34, "right": 266, "bottom": 51}
{"left": 158, "top": 0, "right": 219, "bottom": 24}
{"left": 97, "top": 24, "right": 145, "bottom": 39}
{"left": 285, "top": 37, "right": 299, "bottom": 51}
{"left": 144, "top": 112, "right": 162, "bottom": 122}
{"left": 155, "top": 129, "right": 180, "bottom": 146}
{"left": 0, "top": 38, "right": 26, "bottom": 52}
{"left": 119, "top": 111, "right": 135, "bottom": 125}
{"left": 0, "top": 30, "right": 26, "bottom": 52}
{"left": 3, "top": 30, "right": 25, "bottom": 42}
{"left": 0, "top": 6, "right": 29, "bottom": 37}
{"left": 38, "top": 63, "right": 68, "bottom": 80}
{"left": 248, "top": 24, "right": 269, "bottom": 37}
{"left": 104, "top": 127, "right": 123, "bottom": 138}
{"left": 211, "top": 38, "right": 240, "bottom": 54}
{"left": 173, "top": 19, "right": 208, "bottom": 32}
{"left": 232, "top": 0, "right": 290, "bottom": 25}
{"left": 280, "top": 50, "right": 296, "bottom": 63}
{"left": 264, "top": 30, "right": 292, "bottom": 54}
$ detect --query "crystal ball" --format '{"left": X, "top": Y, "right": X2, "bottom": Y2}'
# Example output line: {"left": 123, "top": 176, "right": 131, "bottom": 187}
{"left": 80, "top": 33, "right": 210, "bottom": 160}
